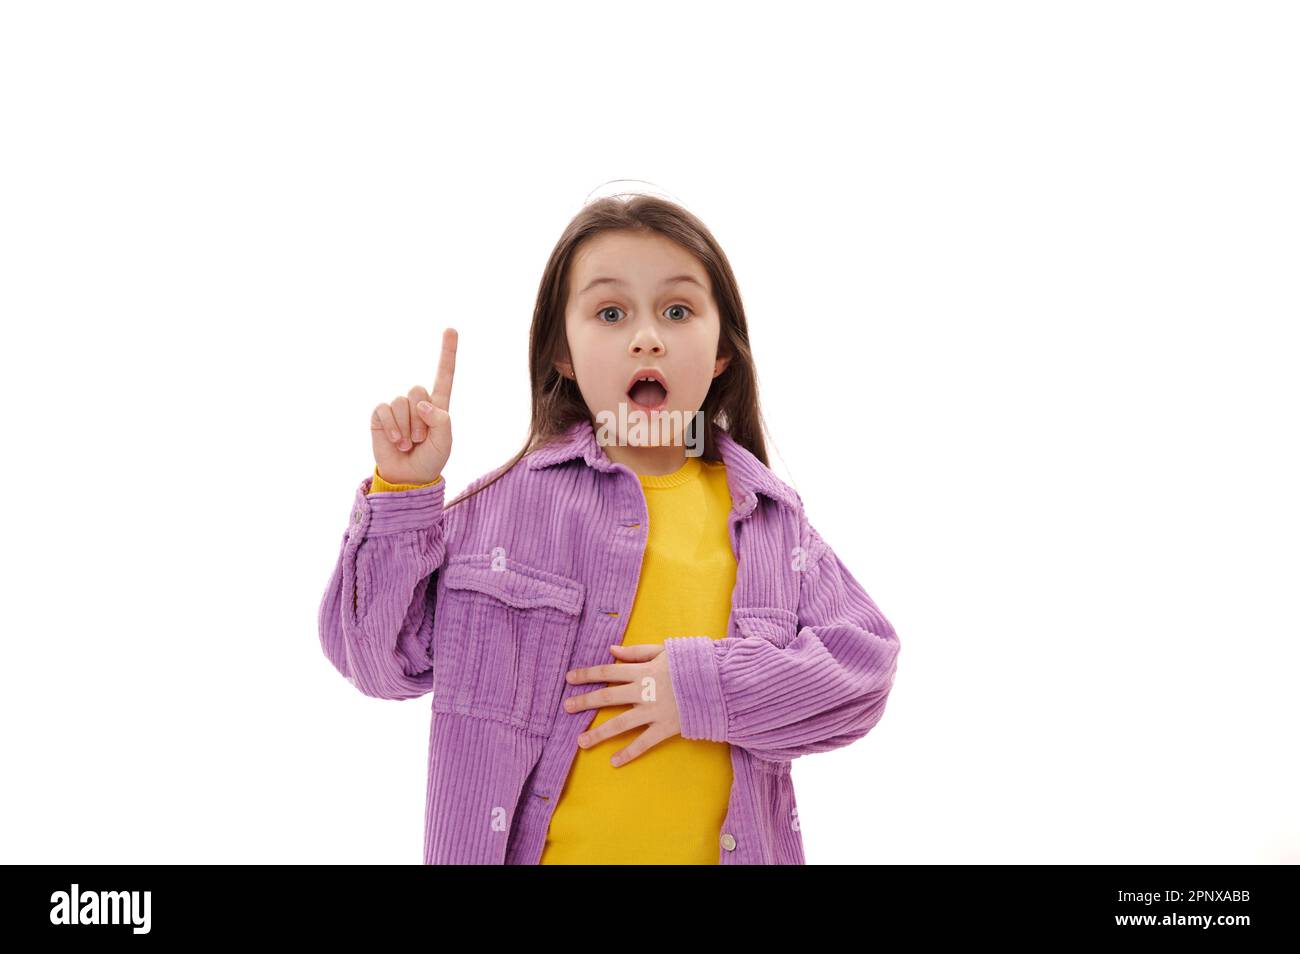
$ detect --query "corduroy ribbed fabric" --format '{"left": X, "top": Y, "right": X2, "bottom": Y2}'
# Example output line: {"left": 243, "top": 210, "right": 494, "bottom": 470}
{"left": 319, "top": 419, "right": 900, "bottom": 864}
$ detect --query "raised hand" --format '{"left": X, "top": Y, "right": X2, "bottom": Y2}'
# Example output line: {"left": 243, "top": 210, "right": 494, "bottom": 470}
{"left": 370, "top": 327, "right": 457, "bottom": 485}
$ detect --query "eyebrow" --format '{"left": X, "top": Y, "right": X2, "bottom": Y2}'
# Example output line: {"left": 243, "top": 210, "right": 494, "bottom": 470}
{"left": 577, "top": 274, "right": 707, "bottom": 296}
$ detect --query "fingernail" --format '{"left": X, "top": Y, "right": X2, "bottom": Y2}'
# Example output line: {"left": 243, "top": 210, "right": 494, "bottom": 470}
{"left": 417, "top": 401, "right": 432, "bottom": 413}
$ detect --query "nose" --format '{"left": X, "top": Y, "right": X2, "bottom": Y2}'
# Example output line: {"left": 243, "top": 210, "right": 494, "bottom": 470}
{"left": 628, "top": 325, "right": 665, "bottom": 357}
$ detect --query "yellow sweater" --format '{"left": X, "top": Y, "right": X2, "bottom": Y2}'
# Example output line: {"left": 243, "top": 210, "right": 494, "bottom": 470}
{"left": 368, "top": 456, "right": 737, "bottom": 864}
{"left": 541, "top": 454, "right": 735, "bottom": 864}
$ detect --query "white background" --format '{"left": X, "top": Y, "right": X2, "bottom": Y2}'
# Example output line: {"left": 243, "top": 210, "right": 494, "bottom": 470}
{"left": 2, "top": 1, "right": 1295, "bottom": 864}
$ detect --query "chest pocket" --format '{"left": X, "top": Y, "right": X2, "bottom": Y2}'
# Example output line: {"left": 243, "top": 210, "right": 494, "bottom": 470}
{"left": 432, "top": 554, "right": 586, "bottom": 736}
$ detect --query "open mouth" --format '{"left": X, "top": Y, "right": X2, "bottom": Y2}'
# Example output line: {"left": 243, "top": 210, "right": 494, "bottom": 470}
{"left": 626, "top": 370, "right": 670, "bottom": 410}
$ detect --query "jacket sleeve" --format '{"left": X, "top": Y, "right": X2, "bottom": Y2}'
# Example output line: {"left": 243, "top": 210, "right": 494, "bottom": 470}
{"left": 664, "top": 508, "right": 900, "bottom": 762}
{"left": 318, "top": 469, "right": 449, "bottom": 701}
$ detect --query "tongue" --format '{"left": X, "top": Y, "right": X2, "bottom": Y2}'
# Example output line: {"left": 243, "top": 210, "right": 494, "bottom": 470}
{"left": 629, "top": 379, "right": 667, "bottom": 407}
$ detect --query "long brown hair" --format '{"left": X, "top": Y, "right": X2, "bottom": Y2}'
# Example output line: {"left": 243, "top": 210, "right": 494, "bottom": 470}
{"left": 447, "top": 192, "right": 772, "bottom": 509}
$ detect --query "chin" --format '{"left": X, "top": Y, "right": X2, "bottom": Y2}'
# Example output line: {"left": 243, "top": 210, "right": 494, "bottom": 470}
{"left": 594, "top": 404, "right": 695, "bottom": 448}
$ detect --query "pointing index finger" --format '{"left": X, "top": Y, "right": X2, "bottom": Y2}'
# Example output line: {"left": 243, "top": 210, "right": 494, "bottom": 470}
{"left": 430, "top": 327, "right": 457, "bottom": 411}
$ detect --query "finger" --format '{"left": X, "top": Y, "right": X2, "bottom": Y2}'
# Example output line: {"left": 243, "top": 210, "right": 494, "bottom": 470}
{"left": 371, "top": 404, "right": 402, "bottom": 444}
{"left": 609, "top": 643, "right": 663, "bottom": 662}
{"left": 564, "top": 682, "right": 639, "bottom": 714}
{"left": 578, "top": 707, "right": 651, "bottom": 750}
{"left": 566, "top": 663, "right": 637, "bottom": 685}
{"left": 391, "top": 396, "right": 412, "bottom": 449}
{"left": 407, "top": 385, "right": 431, "bottom": 442}
{"left": 611, "top": 724, "right": 671, "bottom": 767}
{"left": 430, "top": 328, "right": 458, "bottom": 412}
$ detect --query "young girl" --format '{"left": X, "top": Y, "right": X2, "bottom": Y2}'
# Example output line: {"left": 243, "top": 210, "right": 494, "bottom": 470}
{"left": 319, "top": 195, "right": 901, "bottom": 865}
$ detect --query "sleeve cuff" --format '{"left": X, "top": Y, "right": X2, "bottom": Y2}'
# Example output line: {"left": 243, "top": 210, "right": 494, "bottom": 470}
{"left": 349, "top": 470, "right": 446, "bottom": 538}
{"left": 369, "top": 466, "right": 442, "bottom": 494}
{"left": 664, "top": 636, "right": 729, "bottom": 742}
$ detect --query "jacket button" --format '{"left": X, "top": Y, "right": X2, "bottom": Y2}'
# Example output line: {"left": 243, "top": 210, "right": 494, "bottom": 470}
{"left": 720, "top": 832, "right": 736, "bottom": 851}
{"left": 352, "top": 509, "right": 362, "bottom": 524}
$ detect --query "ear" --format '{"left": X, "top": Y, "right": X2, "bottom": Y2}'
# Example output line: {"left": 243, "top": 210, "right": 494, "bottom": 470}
{"left": 554, "top": 358, "right": 575, "bottom": 380}
{"left": 713, "top": 353, "right": 731, "bottom": 377}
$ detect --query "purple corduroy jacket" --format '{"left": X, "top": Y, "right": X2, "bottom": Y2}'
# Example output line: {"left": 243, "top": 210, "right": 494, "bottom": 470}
{"left": 318, "top": 419, "right": 900, "bottom": 864}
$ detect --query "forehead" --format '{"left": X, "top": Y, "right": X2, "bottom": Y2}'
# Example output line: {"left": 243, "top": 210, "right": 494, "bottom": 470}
{"left": 570, "top": 230, "right": 710, "bottom": 291}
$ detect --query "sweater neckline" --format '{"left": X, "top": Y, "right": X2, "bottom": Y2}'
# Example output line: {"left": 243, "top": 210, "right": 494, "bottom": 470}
{"left": 637, "top": 454, "right": 703, "bottom": 489}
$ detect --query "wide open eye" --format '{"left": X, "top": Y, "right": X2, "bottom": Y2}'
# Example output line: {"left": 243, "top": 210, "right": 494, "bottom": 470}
{"left": 597, "top": 307, "right": 624, "bottom": 324}
{"left": 665, "top": 304, "right": 693, "bottom": 321}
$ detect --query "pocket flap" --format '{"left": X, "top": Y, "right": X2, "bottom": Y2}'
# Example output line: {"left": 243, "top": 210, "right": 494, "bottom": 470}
{"left": 443, "top": 557, "right": 585, "bottom": 616}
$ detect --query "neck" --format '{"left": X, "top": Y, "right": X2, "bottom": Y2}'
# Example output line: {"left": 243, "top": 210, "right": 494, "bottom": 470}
{"left": 599, "top": 441, "right": 689, "bottom": 477}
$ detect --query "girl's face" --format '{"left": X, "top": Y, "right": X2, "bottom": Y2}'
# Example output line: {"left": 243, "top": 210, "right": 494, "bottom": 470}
{"left": 559, "top": 229, "right": 729, "bottom": 447}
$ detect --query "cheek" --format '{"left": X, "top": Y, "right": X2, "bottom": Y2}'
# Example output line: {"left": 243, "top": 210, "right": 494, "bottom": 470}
{"left": 682, "top": 321, "right": 721, "bottom": 356}
{"left": 682, "top": 349, "right": 721, "bottom": 383}
{"left": 564, "top": 323, "right": 603, "bottom": 368}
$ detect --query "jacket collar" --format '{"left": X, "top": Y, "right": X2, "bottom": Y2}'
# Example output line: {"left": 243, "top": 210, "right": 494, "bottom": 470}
{"left": 525, "top": 418, "right": 801, "bottom": 518}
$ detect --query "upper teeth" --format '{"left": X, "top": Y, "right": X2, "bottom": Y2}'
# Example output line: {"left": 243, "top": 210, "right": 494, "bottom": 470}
{"left": 638, "top": 376, "right": 656, "bottom": 382}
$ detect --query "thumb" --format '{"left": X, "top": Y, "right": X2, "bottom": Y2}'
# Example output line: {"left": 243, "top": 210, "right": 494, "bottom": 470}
{"left": 415, "top": 400, "right": 446, "bottom": 428}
